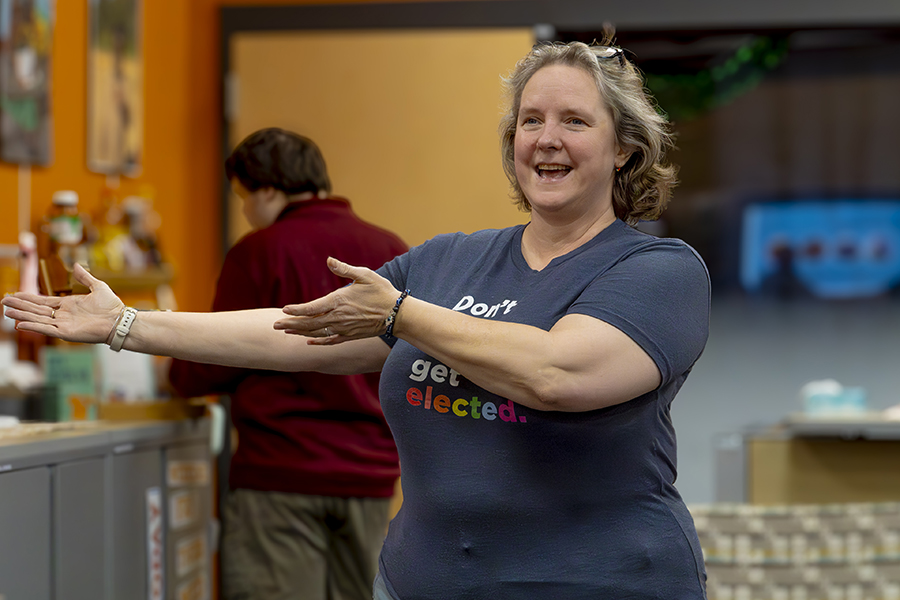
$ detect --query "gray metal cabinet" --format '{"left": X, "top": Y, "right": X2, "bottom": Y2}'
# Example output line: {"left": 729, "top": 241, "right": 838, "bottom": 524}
{"left": 111, "top": 448, "right": 165, "bottom": 600}
{"left": 0, "top": 467, "right": 52, "bottom": 600}
{"left": 53, "top": 457, "right": 106, "bottom": 600}
{"left": 0, "top": 420, "right": 211, "bottom": 600}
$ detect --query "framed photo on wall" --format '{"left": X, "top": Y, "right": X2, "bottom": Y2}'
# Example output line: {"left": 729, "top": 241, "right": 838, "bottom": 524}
{"left": 87, "top": 0, "right": 142, "bottom": 175}
{"left": 0, "top": 0, "right": 55, "bottom": 165}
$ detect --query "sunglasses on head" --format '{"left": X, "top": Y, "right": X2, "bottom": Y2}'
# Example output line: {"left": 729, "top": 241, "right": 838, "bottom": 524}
{"left": 593, "top": 45, "right": 626, "bottom": 67}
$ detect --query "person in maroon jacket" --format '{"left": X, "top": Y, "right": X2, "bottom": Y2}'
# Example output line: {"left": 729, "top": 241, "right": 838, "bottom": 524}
{"left": 168, "top": 128, "right": 407, "bottom": 600}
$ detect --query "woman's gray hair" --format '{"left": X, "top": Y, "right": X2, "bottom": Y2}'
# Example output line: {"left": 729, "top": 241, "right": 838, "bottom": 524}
{"left": 499, "top": 41, "right": 677, "bottom": 224}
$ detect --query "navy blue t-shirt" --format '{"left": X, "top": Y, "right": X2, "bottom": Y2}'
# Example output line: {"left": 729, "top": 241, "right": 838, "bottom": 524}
{"left": 375, "top": 220, "right": 710, "bottom": 599}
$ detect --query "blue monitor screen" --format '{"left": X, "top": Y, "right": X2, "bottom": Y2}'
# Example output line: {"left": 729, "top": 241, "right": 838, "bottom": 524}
{"left": 741, "top": 200, "right": 900, "bottom": 299}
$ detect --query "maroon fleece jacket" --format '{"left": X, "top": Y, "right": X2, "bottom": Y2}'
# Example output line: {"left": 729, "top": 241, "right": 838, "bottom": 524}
{"left": 169, "top": 198, "right": 406, "bottom": 497}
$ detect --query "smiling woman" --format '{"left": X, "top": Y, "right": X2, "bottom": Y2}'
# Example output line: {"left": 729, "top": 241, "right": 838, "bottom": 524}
{"left": 514, "top": 64, "right": 626, "bottom": 245}
{"left": 3, "top": 40, "right": 711, "bottom": 600}
{"left": 500, "top": 41, "right": 677, "bottom": 225}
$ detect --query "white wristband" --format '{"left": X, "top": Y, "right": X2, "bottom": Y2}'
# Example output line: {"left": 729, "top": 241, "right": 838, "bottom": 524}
{"left": 109, "top": 307, "right": 138, "bottom": 352}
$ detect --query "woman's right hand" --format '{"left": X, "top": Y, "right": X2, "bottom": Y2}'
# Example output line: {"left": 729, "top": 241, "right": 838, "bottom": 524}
{"left": 1, "top": 263, "right": 125, "bottom": 345}
{"left": 275, "top": 258, "right": 400, "bottom": 344}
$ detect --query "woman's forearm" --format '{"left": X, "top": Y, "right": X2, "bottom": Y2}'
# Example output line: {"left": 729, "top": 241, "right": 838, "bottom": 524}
{"left": 0, "top": 264, "right": 388, "bottom": 375}
{"left": 392, "top": 297, "right": 660, "bottom": 412}
{"left": 124, "top": 308, "right": 388, "bottom": 374}
{"left": 271, "top": 259, "right": 659, "bottom": 409}
{"left": 392, "top": 299, "right": 557, "bottom": 408}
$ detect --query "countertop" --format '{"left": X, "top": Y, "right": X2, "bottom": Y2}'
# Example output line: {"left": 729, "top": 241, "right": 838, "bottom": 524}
{"left": 0, "top": 418, "right": 210, "bottom": 472}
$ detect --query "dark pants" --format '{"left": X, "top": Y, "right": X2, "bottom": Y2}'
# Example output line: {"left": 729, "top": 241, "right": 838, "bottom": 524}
{"left": 220, "top": 488, "right": 391, "bottom": 600}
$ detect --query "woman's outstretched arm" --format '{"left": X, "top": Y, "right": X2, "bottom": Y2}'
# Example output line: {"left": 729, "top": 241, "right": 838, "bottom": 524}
{"left": 1, "top": 263, "right": 388, "bottom": 375}
{"left": 276, "top": 258, "right": 662, "bottom": 412}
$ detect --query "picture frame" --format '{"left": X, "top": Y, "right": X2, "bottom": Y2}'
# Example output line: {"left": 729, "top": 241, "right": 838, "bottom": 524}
{"left": 0, "top": 0, "right": 54, "bottom": 166}
{"left": 86, "top": 0, "right": 142, "bottom": 175}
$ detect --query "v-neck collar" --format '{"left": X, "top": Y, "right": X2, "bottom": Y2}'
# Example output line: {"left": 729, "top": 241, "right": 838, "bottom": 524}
{"left": 510, "top": 219, "right": 627, "bottom": 274}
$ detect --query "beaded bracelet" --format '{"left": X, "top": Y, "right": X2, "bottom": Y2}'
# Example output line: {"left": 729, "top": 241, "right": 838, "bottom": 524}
{"left": 384, "top": 289, "right": 410, "bottom": 337}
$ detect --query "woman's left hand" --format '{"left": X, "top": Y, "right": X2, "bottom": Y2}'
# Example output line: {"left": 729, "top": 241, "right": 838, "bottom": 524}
{"left": 275, "top": 257, "right": 400, "bottom": 345}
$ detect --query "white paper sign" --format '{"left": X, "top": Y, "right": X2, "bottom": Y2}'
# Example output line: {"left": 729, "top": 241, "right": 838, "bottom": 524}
{"left": 176, "top": 533, "right": 207, "bottom": 578}
{"left": 167, "top": 460, "right": 210, "bottom": 487}
{"left": 177, "top": 572, "right": 209, "bottom": 600}
{"left": 169, "top": 489, "right": 200, "bottom": 530}
{"left": 95, "top": 345, "right": 156, "bottom": 402}
{"left": 146, "top": 487, "right": 164, "bottom": 600}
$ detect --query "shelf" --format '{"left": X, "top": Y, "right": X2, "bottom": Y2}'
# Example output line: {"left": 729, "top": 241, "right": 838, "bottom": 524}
{"left": 72, "top": 264, "right": 174, "bottom": 293}
{"left": 98, "top": 399, "right": 206, "bottom": 421}
{"left": 780, "top": 412, "right": 900, "bottom": 440}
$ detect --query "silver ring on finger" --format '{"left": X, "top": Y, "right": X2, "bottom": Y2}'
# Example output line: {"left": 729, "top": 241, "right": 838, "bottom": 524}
{"left": 325, "top": 327, "right": 331, "bottom": 336}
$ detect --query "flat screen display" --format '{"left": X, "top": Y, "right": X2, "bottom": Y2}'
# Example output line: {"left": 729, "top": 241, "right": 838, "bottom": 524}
{"left": 741, "top": 200, "right": 900, "bottom": 299}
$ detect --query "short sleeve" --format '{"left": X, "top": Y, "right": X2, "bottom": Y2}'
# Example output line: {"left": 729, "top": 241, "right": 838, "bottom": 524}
{"left": 568, "top": 241, "right": 710, "bottom": 383}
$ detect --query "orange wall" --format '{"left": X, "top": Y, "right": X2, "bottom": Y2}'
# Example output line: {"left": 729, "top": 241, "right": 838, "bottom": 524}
{"left": 0, "top": 0, "right": 219, "bottom": 310}
{"left": 179, "top": 0, "right": 457, "bottom": 309}
{"left": 0, "top": 0, "right": 460, "bottom": 311}
{"left": 183, "top": 0, "right": 440, "bottom": 311}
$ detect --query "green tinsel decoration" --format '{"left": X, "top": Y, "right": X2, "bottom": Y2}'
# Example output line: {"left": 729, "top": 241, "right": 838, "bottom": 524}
{"left": 644, "top": 36, "right": 790, "bottom": 122}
